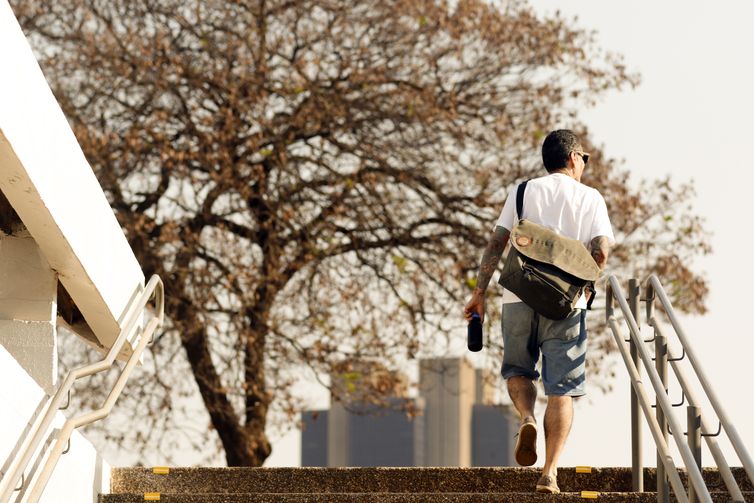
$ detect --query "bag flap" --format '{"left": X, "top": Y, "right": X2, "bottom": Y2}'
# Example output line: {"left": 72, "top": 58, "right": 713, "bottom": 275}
{"left": 509, "top": 219, "right": 601, "bottom": 281}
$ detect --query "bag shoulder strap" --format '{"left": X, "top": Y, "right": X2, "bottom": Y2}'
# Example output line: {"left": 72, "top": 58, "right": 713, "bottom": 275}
{"left": 516, "top": 180, "right": 529, "bottom": 220}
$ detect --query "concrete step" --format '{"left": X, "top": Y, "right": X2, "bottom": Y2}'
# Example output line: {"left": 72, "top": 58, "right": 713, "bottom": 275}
{"left": 99, "top": 491, "right": 754, "bottom": 502}
{"left": 109, "top": 467, "right": 754, "bottom": 495}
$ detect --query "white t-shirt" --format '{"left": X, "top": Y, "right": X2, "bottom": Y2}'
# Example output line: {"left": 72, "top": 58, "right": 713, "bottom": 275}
{"left": 495, "top": 173, "right": 615, "bottom": 307}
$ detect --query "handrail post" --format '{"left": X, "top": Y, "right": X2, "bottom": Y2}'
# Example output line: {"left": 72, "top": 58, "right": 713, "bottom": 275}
{"left": 629, "top": 278, "right": 643, "bottom": 492}
{"left": 655, "top": 330, "right": 670, "bottom": 503}
{"left": 688, "top": 405, "right": 703, "bottom": 503}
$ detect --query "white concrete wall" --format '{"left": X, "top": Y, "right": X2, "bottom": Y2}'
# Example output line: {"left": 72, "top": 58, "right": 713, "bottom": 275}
{"left": 0, "top": 232, "right": 58, "bottom": 394}
{"left": 0, "top": 344, "right": 109, "bottom": 503}
{"left": 0, "top": 0, "right": 144, "bottom": 352}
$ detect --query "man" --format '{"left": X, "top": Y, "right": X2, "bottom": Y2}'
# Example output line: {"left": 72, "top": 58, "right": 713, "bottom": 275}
{"left": 464, "top": 129, "right": 614, "bottom": 494}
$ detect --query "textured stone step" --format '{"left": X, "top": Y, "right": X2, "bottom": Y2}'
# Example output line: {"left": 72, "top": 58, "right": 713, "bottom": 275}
{"left": 110, "top": 467, "right": 754, "bottom": 495}
{"left": 99, "top": 491, "right": 754, "bottom": 503}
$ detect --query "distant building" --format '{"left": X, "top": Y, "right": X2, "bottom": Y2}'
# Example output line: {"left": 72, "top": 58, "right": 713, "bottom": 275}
{"left": 419, "top": 358, "right": 475, "bottom": 466}
{"left": 301, "top": 358, "right": 517, "bottom": 467}
{"left": 301, "top": 410, "right": 328, "bottom": 467}
{"left": 472, "top": 404, "right": 517, "bottom": 466}
{"left": 329, "top": 398, "right": 423, "bottom": 467}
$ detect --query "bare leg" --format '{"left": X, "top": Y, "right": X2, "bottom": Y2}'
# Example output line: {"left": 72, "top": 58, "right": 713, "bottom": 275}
{"left": 507, "top": 376, "right": 536, "bottom": 422}
{"left": 542, "top": 395, "right": 573, "bottom": 477}
{"left": 508, "top": 376, "right": 538, "bottom": 466}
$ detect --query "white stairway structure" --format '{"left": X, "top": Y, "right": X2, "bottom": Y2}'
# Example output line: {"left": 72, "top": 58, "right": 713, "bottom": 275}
{"left": 0, "top": 1, "right": 164, "bottom": 502}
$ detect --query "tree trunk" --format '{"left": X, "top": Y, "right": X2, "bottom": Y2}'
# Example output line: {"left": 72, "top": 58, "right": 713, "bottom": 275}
{"left": 177, "top": 299, "right": 266, "bottom": 466}
{"left": 242, "top": 307, "right": 272, "bottom": 466}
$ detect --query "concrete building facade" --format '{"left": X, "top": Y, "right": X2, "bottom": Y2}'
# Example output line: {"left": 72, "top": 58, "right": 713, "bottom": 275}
{"left": 472, "top": 404, "right": 517, "bottom": 466}
{"left": 301, "top": 358, "right": 516, "bottom": 467}
{"left": 328, "top": 398, "right": 423, "bottom": 467}
{"left": 419, "top": 358, "right": 476, "bottom": 467}
{"left": 301, "top": 411, "right": 328, "bottom": 467}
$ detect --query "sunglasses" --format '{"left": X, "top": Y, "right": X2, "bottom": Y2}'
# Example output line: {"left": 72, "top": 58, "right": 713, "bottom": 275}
{"left": 574, "top": 151, "right": 590, "bottom": 165}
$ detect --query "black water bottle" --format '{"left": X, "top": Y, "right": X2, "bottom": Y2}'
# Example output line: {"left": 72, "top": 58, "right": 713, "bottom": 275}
{"left": 467, "top": 312, "right": 483, "bottom": 352}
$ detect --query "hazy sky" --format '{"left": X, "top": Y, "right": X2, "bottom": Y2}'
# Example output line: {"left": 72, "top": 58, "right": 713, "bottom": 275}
{"left": 265, "top": 0, "right": 754, "bottom": 470}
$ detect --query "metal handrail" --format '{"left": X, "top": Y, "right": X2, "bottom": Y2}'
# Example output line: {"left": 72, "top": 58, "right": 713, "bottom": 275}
{"left": 0, "top": 275, "right": 164, "bottom": 503}
{"left": 646, "top": 275, "right": 754, "bottom": 498}
{"left": 606, "top": 317, "right": 688, "bottom": 500}
{"left": 653, "top": 322, "right": 744, "bottom": 501}
{"left": 607, "top": 276, "right": 711, "bottom": 503}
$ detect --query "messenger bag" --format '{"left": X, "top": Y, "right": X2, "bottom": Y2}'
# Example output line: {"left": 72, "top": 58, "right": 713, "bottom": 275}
{"left": 498, "top": 181, "right": 601, "bottom": 320}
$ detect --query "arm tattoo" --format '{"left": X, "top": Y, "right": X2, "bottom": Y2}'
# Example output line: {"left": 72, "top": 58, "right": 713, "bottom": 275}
{"left": 475, "top": 226, "right": 510, "bottom": 293}
{"left": 590, "top": 235, "right": 610, "bottom": 270}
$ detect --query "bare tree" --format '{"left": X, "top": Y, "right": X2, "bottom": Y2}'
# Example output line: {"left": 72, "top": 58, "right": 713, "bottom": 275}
{"left": 10, "top": 0, "right": 708, "bottom": 466}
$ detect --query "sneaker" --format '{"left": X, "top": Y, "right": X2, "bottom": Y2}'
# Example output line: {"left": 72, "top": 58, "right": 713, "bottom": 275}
{"left": 535, "top": 474, "right": 560, "bottom": 494}
{"left": 513, "top": 418, "right": 537, "bottom": 466}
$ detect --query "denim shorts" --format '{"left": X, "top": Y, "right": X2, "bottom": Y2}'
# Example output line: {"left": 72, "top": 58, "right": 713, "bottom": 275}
{"left": 501, "top": 302, "right": 587, "bottom": 396}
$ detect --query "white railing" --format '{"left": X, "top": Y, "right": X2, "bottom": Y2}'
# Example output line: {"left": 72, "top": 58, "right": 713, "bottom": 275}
{"left": 0, "top": 275, "right": 164, "bottom": 503}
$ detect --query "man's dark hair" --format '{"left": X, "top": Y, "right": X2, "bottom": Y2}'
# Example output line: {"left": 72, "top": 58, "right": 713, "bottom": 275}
{"left": 542, "top": 129, "right": 581, "bottom": 172}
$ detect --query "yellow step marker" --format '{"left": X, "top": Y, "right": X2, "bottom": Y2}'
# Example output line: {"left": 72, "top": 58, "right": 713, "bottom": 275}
{"left": 581, "top": 490, "right": 600, "bottom": 499}
{"left": 153, "top": 467, "right": 170, "bottom": 475}
{"left": 144, "top": 493, "right": 160, "bottom": 501}
{"left": 576, "top": 466, "right": 592, "bottom": 474}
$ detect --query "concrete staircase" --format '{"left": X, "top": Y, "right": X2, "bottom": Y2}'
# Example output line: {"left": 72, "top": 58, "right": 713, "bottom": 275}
{"left": 101, "top": 466, "right": 754, "bottom": 502}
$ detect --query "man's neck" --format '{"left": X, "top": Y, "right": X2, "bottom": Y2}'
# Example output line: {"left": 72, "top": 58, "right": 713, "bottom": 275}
{"left": 550, "top": 168, "right": 579, "bottom": 181}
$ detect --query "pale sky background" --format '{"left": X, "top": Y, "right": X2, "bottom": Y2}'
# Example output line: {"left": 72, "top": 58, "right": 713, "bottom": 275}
{"left": 264, "top": 0, "right": 754, "bottom": 469}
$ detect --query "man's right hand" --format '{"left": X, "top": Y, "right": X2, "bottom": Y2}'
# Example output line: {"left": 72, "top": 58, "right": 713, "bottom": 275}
{"left": 463, "top": 288, "right": 486, "bottom": 323}
{"left": 464, "top": 226, "right": 508, "bottom": 324}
